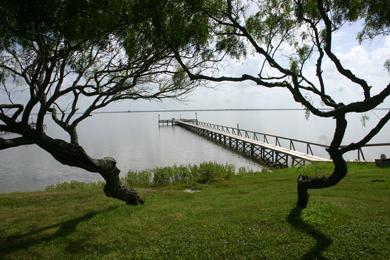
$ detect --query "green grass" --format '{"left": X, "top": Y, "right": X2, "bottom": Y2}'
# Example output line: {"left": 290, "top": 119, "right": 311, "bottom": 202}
{"left": 1, "top": 163, "right": 389, "bottom": 259}
{"left": 125, "top": 162, "right": 250, "bottom": 187}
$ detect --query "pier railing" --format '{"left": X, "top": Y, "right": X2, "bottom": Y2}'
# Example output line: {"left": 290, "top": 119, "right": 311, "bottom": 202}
{"left": 196, "top": 121, "right": 389, "bottom": 161}
{"left": 158, "top": 118, "right": 197, "bottom": 126}
{"left": 177, "top": 120, "right": 329, "bottom": 167}
{"left": 198, "top": 121, "right": 327, "bottom": 154}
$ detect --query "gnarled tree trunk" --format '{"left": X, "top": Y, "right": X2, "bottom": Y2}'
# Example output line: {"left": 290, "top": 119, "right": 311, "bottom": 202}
{"left": 296, "top": 115, "right": 348, "bottom": 208}
{"left": 34, "top": 133, "right": 144, "bottom": 205}
{"left": 97, "top": 158, "right": 144, "bottom": 205}
{"left": 296, "top": 150, "right": 347, "bottom": 207}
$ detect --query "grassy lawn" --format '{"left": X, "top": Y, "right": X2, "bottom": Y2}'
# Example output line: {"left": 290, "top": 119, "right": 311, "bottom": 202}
{"left": 1, "top": 163, "right": 389, "bottom": 259}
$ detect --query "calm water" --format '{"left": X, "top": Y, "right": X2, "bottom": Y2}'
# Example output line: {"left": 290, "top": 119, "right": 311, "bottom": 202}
{"left": 0, "top": 110, "right": 389, "bottom": 192}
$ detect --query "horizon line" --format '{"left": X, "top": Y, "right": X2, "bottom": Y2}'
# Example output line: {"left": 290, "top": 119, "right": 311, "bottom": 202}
{"left": 93, "top": 107, "right": 390, "bottom": 114}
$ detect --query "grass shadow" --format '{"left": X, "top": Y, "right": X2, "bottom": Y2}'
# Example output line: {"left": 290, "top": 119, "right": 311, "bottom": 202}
{"left": 0, "top": 206, "right": 119, "bottom": 257}
{"left": 287, "top": 206, "right": 333, "bottom": 259}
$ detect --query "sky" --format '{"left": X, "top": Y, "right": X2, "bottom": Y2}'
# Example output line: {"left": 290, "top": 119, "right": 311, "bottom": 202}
{"left": 115, "top": 21, "right": 390, "bottom": 112}
{"left": 1, "top": 19, "right": 389, "bottom": 112}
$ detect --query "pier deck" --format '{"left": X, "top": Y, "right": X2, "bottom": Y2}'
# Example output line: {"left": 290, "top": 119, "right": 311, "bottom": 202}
{"left": 159, "top": 118, "right": 389, "bottom": 167}
{"left": 175, "top": 120, "right": 330, "bottom": 167}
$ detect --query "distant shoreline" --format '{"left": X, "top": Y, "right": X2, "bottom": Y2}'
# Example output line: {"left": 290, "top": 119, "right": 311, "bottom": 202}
{"left": 93, "top": 107, "right": 390, "bottom": 114}
{"left": 29, "top": 107, "right": 389, "bottom": 115}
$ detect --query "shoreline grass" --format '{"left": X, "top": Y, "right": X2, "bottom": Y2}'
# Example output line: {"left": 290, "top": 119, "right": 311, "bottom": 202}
{"left": 125, "top": 162, "right": 261, "bottom": 187}
{"left": 1, "top": 162, "right": 389, "bottom": 259}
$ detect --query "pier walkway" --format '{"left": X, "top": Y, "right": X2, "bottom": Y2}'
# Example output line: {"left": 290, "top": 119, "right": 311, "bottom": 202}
{"left": 174, "top": 120, "right": 330, "bottom": 167}
{"left": 159, "top": 118, "right": 389, "bottom": 167}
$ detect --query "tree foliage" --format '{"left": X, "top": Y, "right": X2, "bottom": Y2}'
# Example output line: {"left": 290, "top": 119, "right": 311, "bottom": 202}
{"left": 332, "top": 0, "right": 390, "bottom": 40}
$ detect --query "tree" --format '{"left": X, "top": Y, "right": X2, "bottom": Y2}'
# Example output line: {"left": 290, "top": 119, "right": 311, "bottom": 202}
{"left": 332, "top": 0, "right": 390, "bottom": 40}
{"left": 166, "top": 0, "right": 390, "bottom": 207}
{"left": 0, "top": 0, "right": 202, "bottom": 204}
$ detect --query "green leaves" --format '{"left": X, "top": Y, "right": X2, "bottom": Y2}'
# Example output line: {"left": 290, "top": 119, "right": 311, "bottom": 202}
{"left": 215, "top": 36, "right": 246, "bottom": 59}
{"left": 246, "top": 1, "right": 296, "bottom": 43}
{"left": 385, "top": 59, "right": 390, "bottom": 74}
{"left": 172, "top": 67, "right": 187, "bottom": 89}
{"left": 333, "top": 0, "right": 390, "bottom": 40}
{"left": 289, "top": 59, "right": 299, "bottom": 75}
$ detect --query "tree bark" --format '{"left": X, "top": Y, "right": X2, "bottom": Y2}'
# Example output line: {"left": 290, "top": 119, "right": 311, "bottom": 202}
{"left": 96, "top": 157, "right": 145, "bottom": 205}
{"left": 33, "top": 133, "right": 144, "bottom": 205}
{"left": 296, "top": 150, "right": 347, "bottom": 208}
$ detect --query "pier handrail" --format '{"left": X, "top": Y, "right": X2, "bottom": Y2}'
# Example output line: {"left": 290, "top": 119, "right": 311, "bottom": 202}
{"left": 176, "top": 120, "right": 330, "bottom": 166}
{"left": 197, "top": 120, "right": 327, "bottom": 147}
{"left": 195, "top": 121, "right": 389, "bottom": 160}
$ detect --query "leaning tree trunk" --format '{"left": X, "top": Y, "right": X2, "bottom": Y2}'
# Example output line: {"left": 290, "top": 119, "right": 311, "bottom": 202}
{"left": 95, "top": 157, "right": 144, "bottom": 204}
{"left": 296, "top": 114, "right": 349, "bottom": 208}
{"left": 34, "top": 133, "right": 144, "bottom": 205}
{"left": 296, "top": 150, "right": 347, "bottom": 207}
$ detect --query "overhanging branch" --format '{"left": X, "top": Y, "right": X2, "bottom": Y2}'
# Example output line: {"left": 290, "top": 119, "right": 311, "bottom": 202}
{"left": 0, "top": 137, "right": 34, "bottom": 150}
{"left": 0, "top": 104, "right": 24, "bottom": 121}
{"left": 341, "top": 110, "right": 390, "bottom": 153}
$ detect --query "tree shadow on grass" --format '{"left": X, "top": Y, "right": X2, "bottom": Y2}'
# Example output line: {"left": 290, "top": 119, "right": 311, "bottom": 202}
{"left": 287, "top": 206, "right": 333, "bottom": 260}
{"left": 0, "top": 206, "right": 119, "bottom": 257}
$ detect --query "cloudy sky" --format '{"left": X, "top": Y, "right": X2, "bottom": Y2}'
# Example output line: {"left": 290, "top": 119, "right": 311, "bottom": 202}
{"left": 120, "top": 21, "right": 390, "bottom": 112}
{"left": 1, "top": 19, "right": 389, "bottom": 113}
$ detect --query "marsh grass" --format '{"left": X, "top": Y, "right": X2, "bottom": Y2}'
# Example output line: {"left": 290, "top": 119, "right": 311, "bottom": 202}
{"left": 43, "top": 162, "right": 259, "bottom": 191}
{"left": 126, "top": 162, "right": 244, "bottom": 187}
{"left": 45, "top": 181, "right": 104, "bottom": 191}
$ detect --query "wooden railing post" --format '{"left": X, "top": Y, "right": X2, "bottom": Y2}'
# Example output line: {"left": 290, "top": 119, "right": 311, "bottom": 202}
{"left": 290, "top": 140, "right": 296, "bottom": 150}
{"left": 275, "top": 137, "right": 281, "bottom": 146}
{"left": 307, "top": 144, "right": 313, "bottom": 155}
{"left": 358, "top": 148, "right": 366, "bottom": 161}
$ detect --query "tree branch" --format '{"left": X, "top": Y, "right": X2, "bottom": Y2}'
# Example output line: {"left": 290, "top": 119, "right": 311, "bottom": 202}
{"left": 0, "top": 137, "right": 34, "bottom": 150}
{"left": 316, "top": 0, "right": 372, "bottom": 99}
{"left": 341, "top": 110, "right": 390, "bottom": 153}
{"left": 0, "top": 104, "right": 24, "bottom": 121}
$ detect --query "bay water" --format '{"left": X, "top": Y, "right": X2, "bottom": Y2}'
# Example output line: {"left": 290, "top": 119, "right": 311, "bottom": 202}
{"left": 0, "top": 110, "right": 389, "bottom": 192}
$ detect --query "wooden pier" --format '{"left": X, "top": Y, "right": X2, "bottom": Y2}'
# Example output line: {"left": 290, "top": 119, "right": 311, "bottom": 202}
{"left": 158, "top": 119, "right": 176, "bottom": 126}
{"left": 158, "top": 117, "right": 389, "bottom": 167}
{"left": 158, "top": 118, "right": 198, "bottom": 126}
{"left": 174, "top": 120, "right": 330, "bottom": 167}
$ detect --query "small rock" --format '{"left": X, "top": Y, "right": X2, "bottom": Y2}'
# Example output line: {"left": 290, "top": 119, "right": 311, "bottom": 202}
{"left": 184, "top": 188, "right": 201, "bottom": 193}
